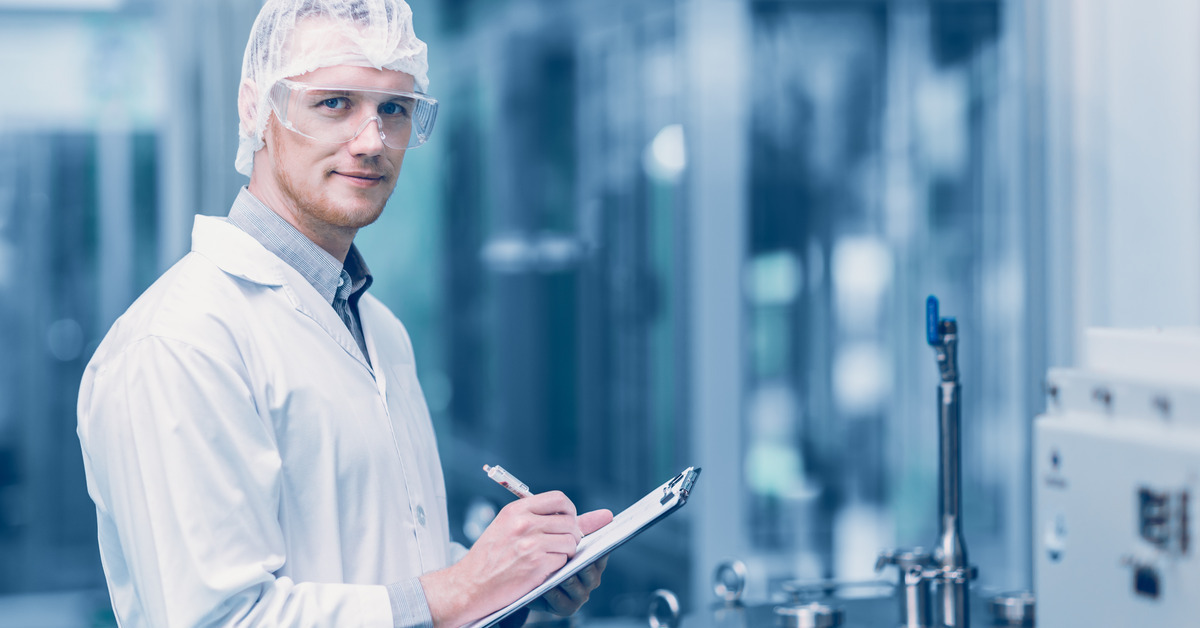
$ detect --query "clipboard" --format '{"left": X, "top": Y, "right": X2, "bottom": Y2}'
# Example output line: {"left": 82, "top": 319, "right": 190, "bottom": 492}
{"left": 464, "top": 466, "right": 702, "bottom": 628}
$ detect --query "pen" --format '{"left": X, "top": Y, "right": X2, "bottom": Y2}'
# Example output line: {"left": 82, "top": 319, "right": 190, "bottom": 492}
{"left": 483, "top": 464, "right": 534, "bottom": 499}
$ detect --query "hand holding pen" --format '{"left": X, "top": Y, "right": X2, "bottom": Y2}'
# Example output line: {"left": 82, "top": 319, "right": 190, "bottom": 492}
{"left": 480, "top": 464, "right": 614, "bottom": 618}
{"left": 421, "top": 480, "right": 590, "bottom": 627}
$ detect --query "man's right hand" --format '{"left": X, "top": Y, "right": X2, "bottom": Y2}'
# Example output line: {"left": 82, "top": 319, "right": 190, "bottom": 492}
{"left": 420, "top": 491, "right": 596, "bottom": 628}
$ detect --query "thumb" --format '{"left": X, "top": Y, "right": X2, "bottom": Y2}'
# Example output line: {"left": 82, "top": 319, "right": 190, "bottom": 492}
{"left": 578, "top": 509, "right": 614, "bottom": 535}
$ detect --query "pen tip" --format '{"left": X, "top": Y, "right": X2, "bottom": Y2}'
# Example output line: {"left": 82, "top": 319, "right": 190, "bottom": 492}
{"left": 482, "top": 464, "right": 491, "bottom": 472}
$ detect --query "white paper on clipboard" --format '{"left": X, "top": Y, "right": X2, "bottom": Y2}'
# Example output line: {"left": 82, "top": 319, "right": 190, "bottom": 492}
{"left": 463, "top": 466, "right": 702, "bottom": 628}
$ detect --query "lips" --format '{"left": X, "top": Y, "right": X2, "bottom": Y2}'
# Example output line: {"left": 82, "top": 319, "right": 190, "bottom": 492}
{"left": 332, "top": 170, "right": 388, "bottom": 189}
{"left": 334, "top": 171, "right": 384, "bottom": 181}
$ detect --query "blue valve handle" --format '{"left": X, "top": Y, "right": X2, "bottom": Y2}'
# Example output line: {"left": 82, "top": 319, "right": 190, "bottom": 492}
{"left": 927, "top": 295, "right": 958, "bottom": 345}
{"left": 926, "top": 295, "right": 940, "bottom": 345}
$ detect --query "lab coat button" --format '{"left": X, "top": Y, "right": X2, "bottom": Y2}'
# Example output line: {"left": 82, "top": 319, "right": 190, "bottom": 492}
{"left": 417, "top": 505, "right": 426, "bottom": 526}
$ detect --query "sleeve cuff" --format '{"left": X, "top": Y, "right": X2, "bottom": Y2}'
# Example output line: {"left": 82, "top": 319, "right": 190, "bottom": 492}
{"left": 387, "top": 577, "right": 434, "bottom": 628}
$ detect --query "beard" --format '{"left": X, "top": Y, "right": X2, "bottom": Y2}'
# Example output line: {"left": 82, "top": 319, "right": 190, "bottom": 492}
{"left": 278, "top": 165, "right": 389, "bottom": 230}
{"left": 268, "top": 122, "right": 396, "bottom": 231}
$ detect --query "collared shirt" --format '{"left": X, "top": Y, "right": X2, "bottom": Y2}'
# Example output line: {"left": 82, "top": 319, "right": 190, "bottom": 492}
{"left": 227, "top": 187, "right": 374, "bottom": 366}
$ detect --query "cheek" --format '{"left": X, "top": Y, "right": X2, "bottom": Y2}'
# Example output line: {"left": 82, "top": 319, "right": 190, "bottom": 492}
{"left": 271, "top": 126, "right": 332, "bottom": 171}
{"left": 298, "top": 142, "right": 332, "bottom": 165}
{"left": 387, "top": 150, "right": 406, "bottom": 175}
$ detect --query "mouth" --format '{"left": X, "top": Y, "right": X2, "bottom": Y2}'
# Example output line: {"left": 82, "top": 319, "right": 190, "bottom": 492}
{"left": 332, "top": 171, "right": 387, "bottom": 187}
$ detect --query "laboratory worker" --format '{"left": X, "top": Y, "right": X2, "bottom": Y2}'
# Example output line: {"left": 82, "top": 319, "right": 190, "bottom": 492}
{"left": 76, "top": 1, "right": 612, "bottom": 626}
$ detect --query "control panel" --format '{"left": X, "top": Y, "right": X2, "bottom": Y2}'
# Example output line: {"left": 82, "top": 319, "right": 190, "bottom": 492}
{"left": 1035, "top": 328, "right": 1200, "bottom": 626}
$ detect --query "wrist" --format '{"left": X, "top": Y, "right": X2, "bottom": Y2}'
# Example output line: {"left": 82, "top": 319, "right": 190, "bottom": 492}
{"left": 420, "top": 564, "right": 482, "bottom": 628}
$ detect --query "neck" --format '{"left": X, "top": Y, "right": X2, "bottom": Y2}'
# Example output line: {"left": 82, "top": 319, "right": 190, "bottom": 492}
{"left": 247, "top": 176, "right": 356, "bottom": 263}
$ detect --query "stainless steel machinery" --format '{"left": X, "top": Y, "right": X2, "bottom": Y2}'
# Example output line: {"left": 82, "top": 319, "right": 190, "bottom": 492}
{"left": 924, "top": 296, "right": 974, "bottom": 628}
{"left": 871, "top": 296, "right": 978, "bottom": 628}
{"left": 651, "top": 298, "right": 1034, "bottom": 628}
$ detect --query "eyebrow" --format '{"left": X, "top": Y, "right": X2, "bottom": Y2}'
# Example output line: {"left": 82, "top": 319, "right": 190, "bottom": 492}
{"left": 305, "top": 88, "right": 355, "bottom": 97}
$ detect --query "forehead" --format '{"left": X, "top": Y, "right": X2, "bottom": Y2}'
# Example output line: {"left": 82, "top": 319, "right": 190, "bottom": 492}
{"left": 288, "top": 65, "right": 415, "bottom": 92}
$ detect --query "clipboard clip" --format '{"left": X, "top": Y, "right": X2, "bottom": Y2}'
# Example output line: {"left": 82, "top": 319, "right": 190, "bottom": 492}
{"left": 661, "top": 466, "right": 702, "bottom": 504}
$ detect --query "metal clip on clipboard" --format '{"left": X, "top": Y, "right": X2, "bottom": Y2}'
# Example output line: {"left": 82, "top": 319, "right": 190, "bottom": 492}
{"left": 662, "top": 467, "right": 701, "bottom": 504}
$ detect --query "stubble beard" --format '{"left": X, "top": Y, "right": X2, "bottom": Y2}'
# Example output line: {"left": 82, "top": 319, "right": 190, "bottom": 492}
{"left": 279, "top": 165, "right": 389, "bottom": 230}
{"left": 270, "top": 124, "right": 393, "bottom": 231}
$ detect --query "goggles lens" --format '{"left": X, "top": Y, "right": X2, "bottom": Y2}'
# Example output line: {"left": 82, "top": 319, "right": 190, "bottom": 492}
{"left": 269, "top": 79, "right": 438, "bottom": 150}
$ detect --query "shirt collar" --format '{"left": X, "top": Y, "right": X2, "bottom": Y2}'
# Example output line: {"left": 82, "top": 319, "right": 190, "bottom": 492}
{"left": 342, "top": 243, "right": 374, "bottom": 304}
{"left": 227, "top": 187, "right": 372, "bottom": 305}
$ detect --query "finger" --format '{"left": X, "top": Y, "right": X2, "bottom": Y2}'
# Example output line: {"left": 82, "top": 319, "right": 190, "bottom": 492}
{"left": 499, "top": 509, "right": 579, "bottom": 538}
{"left": 578, "top": 509, "right": 613, "bottom": 535}
{"left": 524, "top": 491, "right": 577, "bottom": 516}
{"left": 556, "top": 573, "right": 588, "bottom": 601}
{"left": 549, "top": 552, "right": 570, "bottom": 573}
{"left": 528, "top": 512, "right": 581, "bottom": 533}
{"left": 546, "top": 531, "right": 583, "bottom": 556}
{"left": 576, "top": 556, "right": 607, "bottom": 590}
{"left": 539, "top": 585, "right": 574, "bottom": 615}
{"left": 528, "top": 513, "right": 582, "bottom": 544}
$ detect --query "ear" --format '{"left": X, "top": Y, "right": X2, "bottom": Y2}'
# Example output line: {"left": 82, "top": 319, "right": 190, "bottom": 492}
{"left": 237, "top": 79, "right": 259, "bottom": 138}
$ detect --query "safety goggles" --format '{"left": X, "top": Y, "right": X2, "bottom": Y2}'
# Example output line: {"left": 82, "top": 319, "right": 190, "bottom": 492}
{"left": 268, "top": 78, "right": 438, "bottom": 150}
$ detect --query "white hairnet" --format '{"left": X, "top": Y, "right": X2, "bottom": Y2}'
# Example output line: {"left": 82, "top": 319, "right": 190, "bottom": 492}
{"left": 236, "top": 0, "right": 430, "bottom": 176}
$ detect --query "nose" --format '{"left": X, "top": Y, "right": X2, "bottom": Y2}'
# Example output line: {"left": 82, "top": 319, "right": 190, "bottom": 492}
{"left": 346, "top": 116, "right": 386, "bottom": 154}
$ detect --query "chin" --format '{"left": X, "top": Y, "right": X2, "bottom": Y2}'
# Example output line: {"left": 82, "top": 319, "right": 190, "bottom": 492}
{"left": 331, "top": 200, "right": 387, "bottom": 229}
{"left": 325, "top": 184, "right": 393, "bottom": 226}
{"left": 352, "top": 203, "right": 387, "bottom": 229}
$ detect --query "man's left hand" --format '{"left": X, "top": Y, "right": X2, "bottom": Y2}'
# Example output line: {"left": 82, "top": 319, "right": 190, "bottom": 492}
{"left": 531, "top": 509, "right": 613, "bottom": 616}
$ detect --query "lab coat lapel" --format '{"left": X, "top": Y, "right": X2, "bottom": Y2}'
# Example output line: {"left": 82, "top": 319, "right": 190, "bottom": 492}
{"left": 359, "top": 307, "right": 388, "bottom": 404}
{"left": 192, "top": 215, "right": 374, "bottom": 374}
{"left": 276, "top": 261, "right": 375, "bottom": 375}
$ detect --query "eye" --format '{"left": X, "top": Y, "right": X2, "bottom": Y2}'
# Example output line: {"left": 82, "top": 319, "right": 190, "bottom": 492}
{"left": 379, "top": 100, "right": 412, "bottom": 118}
{"left": 319, "top": 97, "right": 350, "bottom": 111}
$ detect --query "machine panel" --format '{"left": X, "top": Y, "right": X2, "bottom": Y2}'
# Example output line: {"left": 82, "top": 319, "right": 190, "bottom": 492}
{"left": 1035, "top": 329, "right": 1200, "bottom": 627}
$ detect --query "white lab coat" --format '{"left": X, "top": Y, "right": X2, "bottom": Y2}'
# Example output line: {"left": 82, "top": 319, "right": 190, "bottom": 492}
{"left": 78, "top": 215, "right": 461, "bottom": 627}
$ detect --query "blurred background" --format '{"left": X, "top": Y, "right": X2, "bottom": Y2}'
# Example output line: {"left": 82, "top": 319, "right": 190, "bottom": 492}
{"left": 2, "top": 0, "right": 1199, "bottom": 625}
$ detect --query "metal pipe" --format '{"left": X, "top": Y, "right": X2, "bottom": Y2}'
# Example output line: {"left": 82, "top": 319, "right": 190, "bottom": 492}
{"left": 927, "top": 299, "right": 971, "bottom": 628}
{"left": 875, "top": 548, "right": 933, "bottom": 628}
{"left": 936, "top": 377, "right": 969, "bottom": 627}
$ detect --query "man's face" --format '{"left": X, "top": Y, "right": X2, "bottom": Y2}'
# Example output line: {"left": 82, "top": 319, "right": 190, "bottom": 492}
{"left": 261, "top": 65, "right": 414, "bottom": 233}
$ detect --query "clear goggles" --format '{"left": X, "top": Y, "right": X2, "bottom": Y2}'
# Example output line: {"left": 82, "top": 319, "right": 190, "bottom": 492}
{"left": 268, "top": 78, "right": 438, "bottom": 150}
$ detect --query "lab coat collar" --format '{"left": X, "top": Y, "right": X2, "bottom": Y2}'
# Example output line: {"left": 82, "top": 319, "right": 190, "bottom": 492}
{"left": 190, "top": 215, "right": 375, "bottom": 374}
{"left": 191, "top": 215, "right": 287, "bottom": 287}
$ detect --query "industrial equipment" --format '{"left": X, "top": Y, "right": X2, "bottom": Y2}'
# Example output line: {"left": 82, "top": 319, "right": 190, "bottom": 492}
{"left": 871, "top": 296, "right": 977, "bottom": 627}
{"left": 662, "top": 298, "right": 1031, "bottom": 628}
{"left": 1035, "top": 327, "right": 1200, "bottom": 627}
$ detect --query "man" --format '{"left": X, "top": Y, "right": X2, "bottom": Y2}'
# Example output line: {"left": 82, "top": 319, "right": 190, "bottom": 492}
{"left": 76, "top": 1, "right": 611, "bottom": 626}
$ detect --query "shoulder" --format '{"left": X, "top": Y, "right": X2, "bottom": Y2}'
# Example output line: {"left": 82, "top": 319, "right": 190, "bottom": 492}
{"left": 78, "top": 252, "right": 270, "bottom": 441}
{"left": 89, "top": 251, "right": 266, "bottom": 373}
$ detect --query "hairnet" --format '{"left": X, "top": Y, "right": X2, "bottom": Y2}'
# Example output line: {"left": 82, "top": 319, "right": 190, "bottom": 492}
{"left": 236, "top": 0, "right": 430, "bottom": 176}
